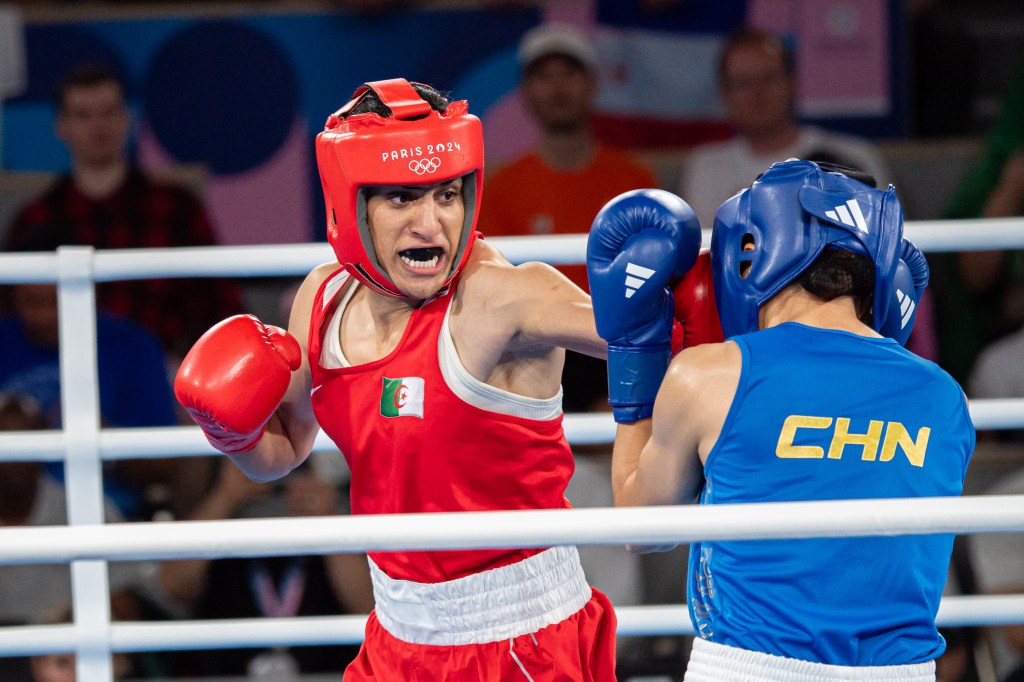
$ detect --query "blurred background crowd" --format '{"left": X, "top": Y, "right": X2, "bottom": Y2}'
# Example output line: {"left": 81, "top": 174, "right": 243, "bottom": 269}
{"left": 0, "top": 0, "right": 1023, "bottom": 680}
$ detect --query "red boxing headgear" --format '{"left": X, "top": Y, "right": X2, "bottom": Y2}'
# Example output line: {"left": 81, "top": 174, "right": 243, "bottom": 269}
{"left": 315, "top": 78, "right": 484, "bottom": 298}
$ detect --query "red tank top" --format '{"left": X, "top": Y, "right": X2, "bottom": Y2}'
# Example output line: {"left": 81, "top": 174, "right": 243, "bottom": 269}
{"left": 308, "top": 268, "right": 575, "bottom": 583}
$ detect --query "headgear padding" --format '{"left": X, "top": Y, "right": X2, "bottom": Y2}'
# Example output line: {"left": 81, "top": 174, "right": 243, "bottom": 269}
{"left": 315, "top": 78, "right": 484, "bottom": 298}
{"left": 710, "top": 159, "right": 906, "bottom": 338}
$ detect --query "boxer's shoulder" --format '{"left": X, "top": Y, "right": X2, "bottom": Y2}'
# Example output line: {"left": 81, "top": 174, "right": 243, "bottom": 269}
{"left": 457, "top": 242, "right": 573, "bottom": 320}
{"left": 291, "top": 261, "right": 343, "bottom": 322}
{"left": 302, "top": 261, "right": 344, "bottom": 292}
{"left": 659, "top": 340, "right": 742, "bottom": 452}
{"left": 668, "top": 340, "right": 741, "bottom": 388}
{"left": 456, "top": 240, "right": 525, "bottom": 306}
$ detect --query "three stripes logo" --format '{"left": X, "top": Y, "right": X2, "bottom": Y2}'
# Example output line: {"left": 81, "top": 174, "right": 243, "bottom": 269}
{"left": 825, "top": 199, "right": 869, "bottom": 233}
{"left": 624, "top": 262, "right": 655, "bottom": 298}
{"left": 895, "top": 288, "right": 915, "bottom": 329}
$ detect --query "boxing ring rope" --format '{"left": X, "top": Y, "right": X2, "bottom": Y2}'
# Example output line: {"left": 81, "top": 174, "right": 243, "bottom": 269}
{"left": 3, "top": 497, "right": 1024, "bottom": 655}
{"left": 0, "top": 217, "right": 1023, "bottom": 680}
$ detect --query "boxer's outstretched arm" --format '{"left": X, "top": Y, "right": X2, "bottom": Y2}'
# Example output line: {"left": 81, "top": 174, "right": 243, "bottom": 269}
{"left": 453, "top": 238, "right": 604, "bottom": 360}
{"left": 227, "top": 264, "right": 333, "bottom": 481}
{"left": 510, "top": 260, "right": 606, "bottom": 359}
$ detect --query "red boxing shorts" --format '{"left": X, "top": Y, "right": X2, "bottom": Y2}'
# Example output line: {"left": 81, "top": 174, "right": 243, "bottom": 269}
{"left": 344, "top": 546, "right": 618, "bottom": 681}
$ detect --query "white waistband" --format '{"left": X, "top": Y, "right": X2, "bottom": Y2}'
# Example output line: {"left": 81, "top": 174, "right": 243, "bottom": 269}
{"left": 685, "top": 638, "right": 936, "bottom": 682}
{"left": 369, "top": 546, "right": 592, "bottom": 646}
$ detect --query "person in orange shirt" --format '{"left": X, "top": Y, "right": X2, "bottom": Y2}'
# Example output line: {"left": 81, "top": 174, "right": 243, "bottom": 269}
{"left": 480, "top": 23, "right": 657, "bottom": 295}
{"left": 480, "top": 22, "right": 657, "bottom": 415}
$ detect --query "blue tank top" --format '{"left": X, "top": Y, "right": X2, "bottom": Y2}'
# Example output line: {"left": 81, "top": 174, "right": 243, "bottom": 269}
{"left": 687, "top": 323, "right": 974, "bottom": 666}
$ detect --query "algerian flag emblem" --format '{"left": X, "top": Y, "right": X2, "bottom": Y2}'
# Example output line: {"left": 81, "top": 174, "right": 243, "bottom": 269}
{"left": 380, "top": 377, "right": 425, "bottom": 418}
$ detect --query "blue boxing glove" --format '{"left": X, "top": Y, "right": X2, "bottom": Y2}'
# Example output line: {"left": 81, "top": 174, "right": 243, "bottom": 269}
{"left": 587, "top": 190, "right": 703, "bottom": 423}
{"left": 880, "top": 238, "right": 929, "bottom": 345}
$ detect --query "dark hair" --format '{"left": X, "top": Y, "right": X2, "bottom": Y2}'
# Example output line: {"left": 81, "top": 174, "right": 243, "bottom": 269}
{"left": 345, "top": 82, "right": 450, "bottom": 118}
{"left": 797, "top": 247, "right": 875, "bottom": 318}
{"left": 717, "top": 28, "right": 795, "bottom": 83}
{"left": 55, "top": 64, "right": 125, "bottom": 111}
{"left": 806, "top": 155, "right": 878, "bottom": 189}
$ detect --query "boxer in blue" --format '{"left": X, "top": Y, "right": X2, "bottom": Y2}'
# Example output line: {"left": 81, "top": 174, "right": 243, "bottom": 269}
{"left": 588, "top": 160, "right": 975, "bottom": 681}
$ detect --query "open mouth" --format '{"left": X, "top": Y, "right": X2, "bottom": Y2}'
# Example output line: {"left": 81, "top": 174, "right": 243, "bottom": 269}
{"left": 399, "top": 247, "right": 444, "bottom": 270}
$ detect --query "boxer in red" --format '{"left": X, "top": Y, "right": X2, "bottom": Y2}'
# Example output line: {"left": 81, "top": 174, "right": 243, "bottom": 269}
{"left": 174, "top": 78, "right": 707, "bottom": 680}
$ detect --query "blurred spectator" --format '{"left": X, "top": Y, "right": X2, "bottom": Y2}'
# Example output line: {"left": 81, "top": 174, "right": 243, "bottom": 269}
{"left": 0, "top": 276, "right": 205, "bottom": 520}
{"left": 29, "top": 602, "right": 134, "bottom": 682}
{"left": 0, "top": 3, "right": 26, "bottom": 170}
{"left": 934, "top": 626, "right": 982, "bottom": 682}
{"left": 478, "top": 21, "right": 657, "bottom": 414}
{"left": 679, "top": 28, "right": 891, "bottom": 230}
{"left": 969, "top": 323, "right": 1024, "bottom": 442}
{"left": 969, "top": 467, "right": 1024, "bottom": 682}
{"left": 158, "top": 457, "right": 373, "bottom": 677}
{"left": 0, "top": 392, "right": 167, "bottom": 632}
{"left": 3, "top": 63, "right": 244, "bottom": 361}
{"left": 938, "top": 55, "right": 1024, "bottom": 681}
{"left": 938, "top": 59, "right": 1024, "bottom": 385}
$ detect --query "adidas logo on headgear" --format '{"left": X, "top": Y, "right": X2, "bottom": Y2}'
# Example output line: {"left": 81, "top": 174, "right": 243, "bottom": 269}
{"left": 825, "top": 199, "right": 869, "bottom": 233}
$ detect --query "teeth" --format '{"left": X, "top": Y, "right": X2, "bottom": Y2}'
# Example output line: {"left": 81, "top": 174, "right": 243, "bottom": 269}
{"left": 401, "top": 255, "right": 439, "bottom": 269}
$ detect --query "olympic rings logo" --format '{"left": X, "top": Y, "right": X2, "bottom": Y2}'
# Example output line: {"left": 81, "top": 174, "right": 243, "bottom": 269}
{"left": 408, "top": 157, "right": 442, "bottom": 175}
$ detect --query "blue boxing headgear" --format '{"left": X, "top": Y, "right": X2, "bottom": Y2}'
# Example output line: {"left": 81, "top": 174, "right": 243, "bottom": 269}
{"left": 711, "top": 159, "right": 916, "bottom": 340}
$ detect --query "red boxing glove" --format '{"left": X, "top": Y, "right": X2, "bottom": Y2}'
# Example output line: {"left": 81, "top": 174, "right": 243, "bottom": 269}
{"left": 671, "top": 251, "right": 725, "bottom": 355}
{"left": 175, "top": 315, "right": 302, "bottom": 455}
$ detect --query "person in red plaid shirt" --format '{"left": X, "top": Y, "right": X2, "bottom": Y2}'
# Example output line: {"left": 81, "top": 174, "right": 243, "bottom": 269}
{"left": 5, "top": 64, "right": 244, "bottom": 360}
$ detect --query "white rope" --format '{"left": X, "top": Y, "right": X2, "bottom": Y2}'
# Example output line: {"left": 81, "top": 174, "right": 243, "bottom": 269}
{"left": 0, "top": 216, "right": 1022, "bottom": 283}
{"left": 0, "top": 251, "right": 57, "bottom": 283}
{"left": 5, "top": 595, "right": 1024, "bottom": 656}
{"left": 902, "top": 218, "right": 1024, "bottom": 252}
{"left": 1, "top": 495, "right": 1023, "bottom": 565}
{"left": 0, "top": 393, "right": 1020, "bottom": 463}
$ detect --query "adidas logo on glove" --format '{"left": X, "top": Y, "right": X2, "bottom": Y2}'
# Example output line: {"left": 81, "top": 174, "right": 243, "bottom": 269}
{"left": 624, "top": 262, "right": 655, "bottom": 298}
